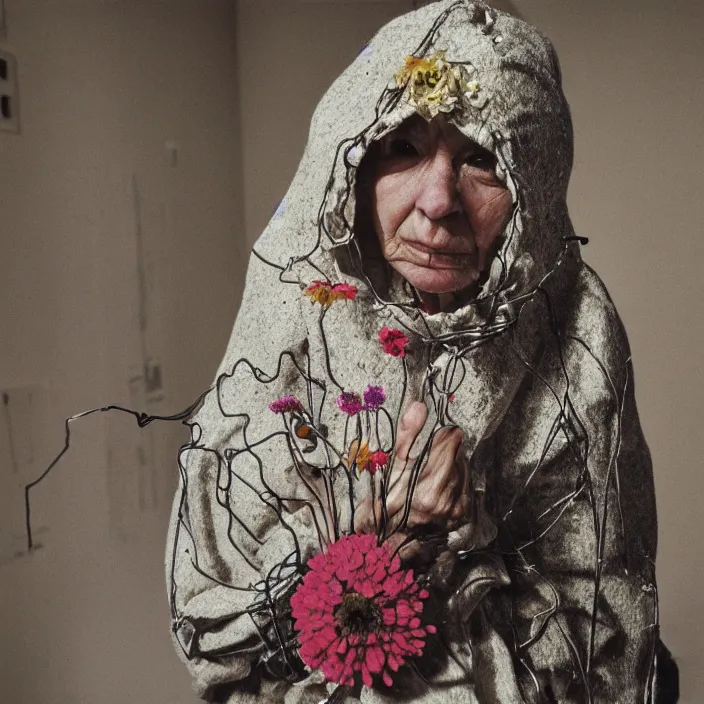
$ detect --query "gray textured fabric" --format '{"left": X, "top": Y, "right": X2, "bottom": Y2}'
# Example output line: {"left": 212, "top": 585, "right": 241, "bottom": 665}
{"left": 166, "top": 2, "right": 661, "bottom": 702}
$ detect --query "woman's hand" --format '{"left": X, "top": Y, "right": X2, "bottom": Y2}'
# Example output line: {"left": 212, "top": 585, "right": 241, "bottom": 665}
{"left": 355, "top": 401, "right": 470, "bottom": 551}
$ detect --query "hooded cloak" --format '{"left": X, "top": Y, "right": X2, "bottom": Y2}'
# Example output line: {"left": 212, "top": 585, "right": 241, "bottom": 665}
{"left": 166, "top": 2, "right": 669, "bottom": 701}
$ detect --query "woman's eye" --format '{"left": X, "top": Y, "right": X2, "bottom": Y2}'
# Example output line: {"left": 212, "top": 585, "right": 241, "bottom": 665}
{"left": 382, "top": 138, "right": 419, "bottom": 159}
{"left": 463, "top": 150, "right": 496, "bottom": 170}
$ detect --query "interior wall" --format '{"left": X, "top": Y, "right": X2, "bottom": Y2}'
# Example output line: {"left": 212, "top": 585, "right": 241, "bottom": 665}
{"left": 0, "top": 1, "right": 243, "bottom": 702}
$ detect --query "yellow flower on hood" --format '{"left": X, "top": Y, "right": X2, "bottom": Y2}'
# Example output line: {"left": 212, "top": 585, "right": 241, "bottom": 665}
{"left": 394, "top": 50, "right": 479, "bottom": 120}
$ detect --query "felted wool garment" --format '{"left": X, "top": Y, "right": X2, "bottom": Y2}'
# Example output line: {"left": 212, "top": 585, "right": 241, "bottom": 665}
{"left": 166, "top": 2, "right": 664, "bottom": 702}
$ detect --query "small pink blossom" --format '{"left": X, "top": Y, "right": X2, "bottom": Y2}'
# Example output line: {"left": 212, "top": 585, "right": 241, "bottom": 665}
{"left": 368, "top": 450, "right": 390, "bottom": 475}
{"left": 332, "top": 282, "right": 358, "bottom": 300}
{"left": 268, "top": 395, "right": 304, "bottom": 414}
{"left": 379, "top": 327, "right": 409, "bottom": 358}
{"left": 337, "top": 391, "right": 364, "bottom": 415}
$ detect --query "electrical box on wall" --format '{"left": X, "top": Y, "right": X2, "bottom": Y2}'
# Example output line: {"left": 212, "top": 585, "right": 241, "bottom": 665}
{"left": 0, "top": 49, "right": 19, "bottom": 133}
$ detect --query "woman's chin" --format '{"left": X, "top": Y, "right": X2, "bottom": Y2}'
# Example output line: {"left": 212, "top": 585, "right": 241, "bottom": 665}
{"left": 395, "top": 262, "right": 477, "bottom": 295}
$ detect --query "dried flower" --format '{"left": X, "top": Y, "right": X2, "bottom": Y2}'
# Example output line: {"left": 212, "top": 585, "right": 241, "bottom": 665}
{"left": 466, "top": 79, "right": 480, "bottom": 95}
{"left": 295, "top": 423, "right": 311, "bottom": 438}
{"left": 269, "top": 395, "right": 304, "bottom": 414}
{"left": 379, "top": 327, "right": 409, "bottom": 358}
{"left": 304, "top": 280, "right": 358, "bottom": 308}
{"left": 368, "top": 450, "right": 389, "bottom": 475}
{"left": 344, "top": 439, "right": 372, "bottom": 474}
{"left": 337, "top": 391, "right": 364, "bottom": 416}
{"left": 332, "top": 282, "right": 358, "bottom": 299}
{"left": 363, "top": 385, "right": 386, "bottom": 410}
{"left": 290, "top": 533, "right": 436, "bottom": 688}
{"left": 394, "top": 50, "right": 480, "bottom": 120}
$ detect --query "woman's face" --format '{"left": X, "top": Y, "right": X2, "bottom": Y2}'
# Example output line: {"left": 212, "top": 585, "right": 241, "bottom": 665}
{"left": 372, "top": 114, "right": 512, "bottom": 295}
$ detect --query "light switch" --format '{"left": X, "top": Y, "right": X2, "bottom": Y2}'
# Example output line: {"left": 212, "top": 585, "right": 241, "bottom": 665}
{"left": 0, "top": 49, "right": 19, "bottom": 133}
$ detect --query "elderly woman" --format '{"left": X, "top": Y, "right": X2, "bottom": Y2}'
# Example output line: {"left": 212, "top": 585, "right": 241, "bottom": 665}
{"left": 166, "top": 2, "right": 676, "bottom": 702}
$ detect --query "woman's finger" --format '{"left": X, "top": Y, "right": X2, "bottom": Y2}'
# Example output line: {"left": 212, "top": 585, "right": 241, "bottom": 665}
{"left": 385, "top": 402, "right": 429, "bottom": 506}
{"left": 422, "top": 426, "right": 464, "bottom": 485}
{"left": 394, "top": 401, "right": 428, "bottom": 460}
{"left": 390, "top": 426, "right": 467, "bottom": 527}
{"left": 379, "top": 402, "right": 427, "bottom": 518}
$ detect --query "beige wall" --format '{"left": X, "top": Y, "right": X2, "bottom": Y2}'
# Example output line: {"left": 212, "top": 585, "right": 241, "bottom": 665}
{"left": 1, "top": 0, "right": 701, "bottom": 701}
{"left": 0, "top": 1, "right": 243, "bottom": 702}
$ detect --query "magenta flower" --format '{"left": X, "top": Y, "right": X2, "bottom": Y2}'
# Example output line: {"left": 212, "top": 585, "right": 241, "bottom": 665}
{"left": 337, "top": 391, "right": 364, "bottom": 415}
{"left": 363, "top": 385, "right": 386, "bottom": 410}
{"left": 290, "top": 533, "right": 436, "bottom": 689}
{"left": 379, "top": 327, "right": 409, "bottom": 358}
{"left": 268, "top": 395, "right": 304, "bottom": 414}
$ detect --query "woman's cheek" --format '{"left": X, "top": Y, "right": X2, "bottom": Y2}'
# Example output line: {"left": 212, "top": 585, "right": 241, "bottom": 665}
{"left": 374, "top": 176, "right": 416, "bottom": 250}
{"left": 470, "top": 186, "right": 513, "bottom": 251}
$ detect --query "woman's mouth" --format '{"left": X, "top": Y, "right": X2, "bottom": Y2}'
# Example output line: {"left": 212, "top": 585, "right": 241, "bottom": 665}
{"left": 402, "top": 239, "right": 473, "bottom": 268}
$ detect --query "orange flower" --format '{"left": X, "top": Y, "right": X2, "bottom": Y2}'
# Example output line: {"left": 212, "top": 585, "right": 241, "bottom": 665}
{"left": 344, "top": 439, "right": 372, "bottom": 474}
{"left": 303, "top": 280, "right": 358, "bottom": 308}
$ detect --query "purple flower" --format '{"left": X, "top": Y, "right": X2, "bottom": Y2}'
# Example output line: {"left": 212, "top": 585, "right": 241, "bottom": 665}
{"left": 336, "top": 391, "right": 364, "bottom": 416}
{"left": 269, "top": 395, "right": 304, "bottom": 414}
{"left": 363, "top": 385, "right": 386, "bottom": 410}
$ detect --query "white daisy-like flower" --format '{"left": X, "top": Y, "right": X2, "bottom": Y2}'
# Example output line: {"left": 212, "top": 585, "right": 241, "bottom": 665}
{"left": 466, "top": 79, "right": 480, "bottom": 96}
{"left": 394, "top": 51, "right": 485, "bottom": 119}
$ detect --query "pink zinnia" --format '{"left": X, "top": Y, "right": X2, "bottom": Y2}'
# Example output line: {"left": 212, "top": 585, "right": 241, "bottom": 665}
{"left": 268, "top": 395, "right": 304, "bottom": 414}
{"left": 379, "top": 327, "right": 409, "bottom": 358}
{"left": 363, "top": 385, "right": 386, "bottom": 410}
{"left": 290, "top": 534, "right": 436, "bottom": 689}
{"left": 368, "top": 450, "right": 389, "bottom": 475}
{"left": 337, "top": 391, "right": 364, "bottom": 415}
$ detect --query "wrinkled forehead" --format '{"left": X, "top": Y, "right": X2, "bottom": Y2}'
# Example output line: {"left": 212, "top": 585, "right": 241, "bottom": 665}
{"left": 382, "top": 113, "right": 487, "bottom": 152}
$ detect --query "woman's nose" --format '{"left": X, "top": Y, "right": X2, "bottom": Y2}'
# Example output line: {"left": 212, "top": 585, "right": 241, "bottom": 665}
{"left": 415, "top": 149, "right": 461, "bottom": 221}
